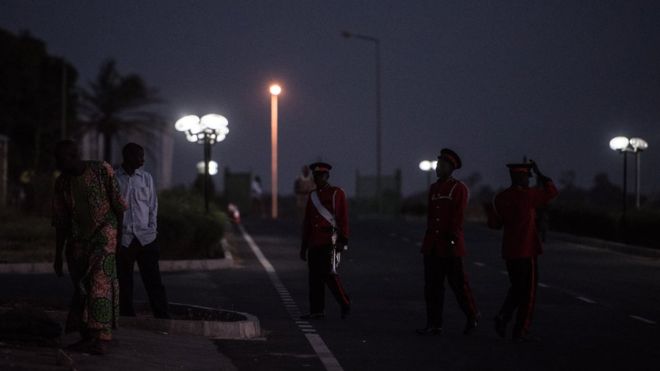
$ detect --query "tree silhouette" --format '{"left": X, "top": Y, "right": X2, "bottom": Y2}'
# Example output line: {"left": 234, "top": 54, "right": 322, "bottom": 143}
{"left": 80, "top": 59, "right": 161, "bottom": 162}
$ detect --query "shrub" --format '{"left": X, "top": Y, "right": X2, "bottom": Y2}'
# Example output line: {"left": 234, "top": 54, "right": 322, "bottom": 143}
{"left": 157, "top": 188, "right": 229, "bottom": 259}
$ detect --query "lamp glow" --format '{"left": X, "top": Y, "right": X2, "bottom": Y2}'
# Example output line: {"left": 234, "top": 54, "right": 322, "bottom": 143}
{"left": 201, "top": 114, "right": 229, "bottom": 131}
{"left": 269, "top": 84, "right": 282, "bottom": 96}
{"left": 629, "top": 137, "right": 648, "bottom": 151}
{"left": 419, "top": 161, "right": 431, "bottom": 171}
{"left": 609, "top": 136, "right": 630, "bottom": 151}
{"left": 196, "top": 161, "right": 219, "bottom": 176}
{"left": 175, "top": 115, "right": 200, "bottom": 132}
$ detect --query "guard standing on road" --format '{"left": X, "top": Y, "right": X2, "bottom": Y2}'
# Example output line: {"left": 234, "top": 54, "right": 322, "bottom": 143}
{"left": 299, "top": 162, "right": 351, "bottom": 320}
{"left": 417, "top": 149, "right": 479, "bottom": 336}
{"left": 489, "top": 161, "right": 558, "bottom": 342}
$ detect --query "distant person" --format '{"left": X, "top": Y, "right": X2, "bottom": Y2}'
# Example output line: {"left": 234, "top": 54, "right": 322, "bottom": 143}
{"left": 489, "top": 161, "right": 558, "bottom": 342}
{"left": 51, "top": 140, "right": 126, "bottom": 355}
{"left": 294, "top": 165, "right": 316, "bottom": 219}
{"left": 115, "top": 143, "right": 169, "bottom": 319}
{"left": 251, "top": 175, "right": 265, "bottom": 217}
{"left": 416, "top": 149, "right": 479, "bottom": 336}
{"left": 299, "top": 162, "right": 351, "bottom": 320}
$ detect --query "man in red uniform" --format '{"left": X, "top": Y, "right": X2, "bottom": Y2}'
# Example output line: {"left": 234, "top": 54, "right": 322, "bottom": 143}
{"left": 416, "top": 149, "right": 479, "bottom": 336}
{"left": 489, "top": 161, "right": 558, "bottom": 342}
{"left": 299, "top": 162, "right": 351, "bottom": 320}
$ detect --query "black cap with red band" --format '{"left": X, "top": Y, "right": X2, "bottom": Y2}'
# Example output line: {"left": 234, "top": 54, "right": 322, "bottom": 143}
{"left": 438, "top": 148, "right": 462, "bottom": 170}
{"left": 309, "top": 162, "right": 332, "bottom": 173}
{"left": 506, "top": 163, "right": 533, "bottom": 177}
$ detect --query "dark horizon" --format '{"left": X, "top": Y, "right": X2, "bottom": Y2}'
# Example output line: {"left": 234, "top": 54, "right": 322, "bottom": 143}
{"left": 2, "top": 0, "right": 659, "bottom": 197}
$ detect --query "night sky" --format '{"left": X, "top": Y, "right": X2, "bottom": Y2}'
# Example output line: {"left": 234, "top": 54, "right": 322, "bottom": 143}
{"left": 3, "top": 0, "right": 660, "bottom": 196}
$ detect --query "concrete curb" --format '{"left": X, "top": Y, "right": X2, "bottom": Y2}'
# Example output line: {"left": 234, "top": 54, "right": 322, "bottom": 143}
{"left": 550, "top": 231, "right": 660, "bottom": 259}
{"left": 45, "top": 302, "right": 261, "bottom": 340}
{"left": 0, "top": 239, "right": 235, "bottom": 274}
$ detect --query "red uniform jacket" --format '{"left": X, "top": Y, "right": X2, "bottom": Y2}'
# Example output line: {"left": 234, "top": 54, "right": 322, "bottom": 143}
{"left": 492, "top": 180, "right": 558, "bottom": 259}
{"left": 421, "top": 178, "right": 468, "bottom": 257}
{"left": 302, "top": 185, "right": 349, "bottom": 249}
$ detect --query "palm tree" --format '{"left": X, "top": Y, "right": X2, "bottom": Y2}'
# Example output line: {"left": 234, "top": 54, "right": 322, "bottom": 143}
{"left": 81, "top": 59, "right": 162, "bottom": 162}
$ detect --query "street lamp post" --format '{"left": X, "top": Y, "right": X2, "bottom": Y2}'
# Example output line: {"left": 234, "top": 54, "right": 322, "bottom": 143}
{"left": 269, "top": 84, "right": 282, "bottom": 219}
{"left": 419, "top": 160, "right": 438, "bottom": 188}
{"left": 342, "top": 30, "right": 383, "bottom": 213}
{"left": 175, "top": 114, "right": 229, "bottom": 213}
{"left": 629, "top": 137, "right": 649, "bottom": 209}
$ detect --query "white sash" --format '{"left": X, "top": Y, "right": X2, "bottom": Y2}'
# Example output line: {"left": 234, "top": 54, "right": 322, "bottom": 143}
{"left": 310, "top": 190, "right": 337, "bottom": 229}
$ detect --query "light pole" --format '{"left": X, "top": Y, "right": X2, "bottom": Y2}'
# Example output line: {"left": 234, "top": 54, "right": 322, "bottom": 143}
{"left": 609, "top": 136, "right": 631, "bottom": 220}
{"left": 419, "top": 160, "right": 438, "bottom": 188}
{"left": 342, "top": 30, "right": 383, "bottom": 212}
{"left": 629, "top": 137, "right": 649, "bottom": 209}
{"left": 269, "top": 84, "right": 282, "bottom": 219}
{"left": 176, "top": 114, "right": 229, "bottom": 213}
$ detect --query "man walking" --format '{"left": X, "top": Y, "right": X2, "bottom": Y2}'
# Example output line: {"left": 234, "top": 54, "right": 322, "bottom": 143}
{"left": 416, "top": 149, "right": 479, "bottom": 336}
{"left": 52, "top": 140, "right": 126, "bottom": 354}
{"left": 300, "top": 162, "right": 351, "bottom": 320}
{"left": 490, "top": 161, "right": 558, "bottom": 342}
{"left": 115, "top": 143, "right": 169, "bottom": 319}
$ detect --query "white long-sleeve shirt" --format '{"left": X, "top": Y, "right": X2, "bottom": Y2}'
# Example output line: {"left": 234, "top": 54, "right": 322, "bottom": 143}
{"left": 116, "top": 166, "right": 158, "bottom": 247}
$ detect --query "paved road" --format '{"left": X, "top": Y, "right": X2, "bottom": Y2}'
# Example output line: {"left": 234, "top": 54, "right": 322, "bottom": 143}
{"left": 3, "top": 217, "right": 659, "bottom": 370}
{"left": 211, "top": 217, "right": 660, "bottom": 371}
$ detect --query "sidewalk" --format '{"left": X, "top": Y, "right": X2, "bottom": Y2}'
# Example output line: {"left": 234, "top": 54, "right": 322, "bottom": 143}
{"left": 1, "top": 324, "right": 238, "bottom": 371}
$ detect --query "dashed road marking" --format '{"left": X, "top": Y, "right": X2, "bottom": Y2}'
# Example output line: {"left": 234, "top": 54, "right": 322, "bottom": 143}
{"left": 402, "top": 237, "right": 411, "bottom": 243}
{"left": 499, "top": 270, "right": 508, "bottom": 275}
{"left": 538, "top": 282, "right": 550, "bottom": 288}
{"left": 473, "top": 262, "right": 485, "bottom": 267}
{"left": 629, "top": 315, "right": 657, "bottom": 325}
{"left": 576, "top": 296, "right": 597, "bottom": 304}
{"left": 239, "top": 225, "right": 344, "bottom": 371}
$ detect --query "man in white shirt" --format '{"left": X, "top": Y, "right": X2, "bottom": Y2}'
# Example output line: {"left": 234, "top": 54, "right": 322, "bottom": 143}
{"left": 115, "top": 143, "right": 169, "bottom": 319}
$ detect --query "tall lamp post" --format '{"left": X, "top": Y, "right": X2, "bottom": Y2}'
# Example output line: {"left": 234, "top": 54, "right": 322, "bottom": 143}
{"left": 176, "top": 114, "right": 229, "bottom": 213}
{"left": 419, "top": 160, "right": 438, "bottom": 188}
{"left": 342, "top": 30, "right": 383, "bottom": 213}
{"left": 609, "top": 136, "right": 649, "bottom": 212}
{"left": 269, "top": 84, "right": 282, "bottom": 219}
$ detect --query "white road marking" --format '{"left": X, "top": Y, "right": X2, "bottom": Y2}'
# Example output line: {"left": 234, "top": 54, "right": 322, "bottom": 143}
{"left": 576, "top": 296, "right": 597, "bottom": 304}
{"left": 239, "top": 225, "right": 344, "bottom": 371}
{"left": 473, "top": 262, "right": 485, "bottom": 267}
{"left": 415, "top": 242, "right": 422, "bottom": 247}
{"left": 389, "top": 233, "right": 397, "bottom": 237}
{"left": 538, "top": 283, "right": 550, "bottom": 288}
{"left": 629, "top": 315, "right": 657, "bottom": 325}
{"left": 499, "top": 270, "right": 508, "bottom": 275}
{"left": 305, "top": 334, "right": 344, "bottom": 371}
{"left": 402, "top": 237, "right": 411, "bottom": 243}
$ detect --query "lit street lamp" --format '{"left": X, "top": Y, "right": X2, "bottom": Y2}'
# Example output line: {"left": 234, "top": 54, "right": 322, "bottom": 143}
{"left": 196, "top": 160, "right": 219, "bottom": 176}
{"left": 175, "top": 114, "right": 229, "bottom": 213}
{"left": 342, "top": 30, "right": 383, "bottom": 213}
{"left": 419, "top": 160, "right": 438, "bottom": 188}
{"left": 609, "top": 136, "right": 649, "bottom": 212}
{"left": 269, "top": 84, "right": 281, "bottom": 219}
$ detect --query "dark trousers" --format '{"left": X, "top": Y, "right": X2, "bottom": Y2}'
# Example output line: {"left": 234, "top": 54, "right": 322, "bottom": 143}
{"left": 308, "top": 246, "right": 351, "bottom": 314}
{"left": 498, "top": 257, "right": 538, "bottom": 337}
{"left": 116, "top": 238, "right": 169, "bottom": 318}
{"left": 423, "top": 255, "right": 478, "bottom": 327}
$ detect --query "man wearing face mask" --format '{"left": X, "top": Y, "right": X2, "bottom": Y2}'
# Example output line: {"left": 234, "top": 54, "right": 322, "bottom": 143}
{"left": 115, "top": 143, "right": 169, "bottom": 319}
{"left": 299, "top": 162, "right": 351, "bottom": 320}
{"left": 416, "top": 149, "right": 479, "bottom": 336}
{"left": 490, "top": 161, "right": 558, "bottom": 342}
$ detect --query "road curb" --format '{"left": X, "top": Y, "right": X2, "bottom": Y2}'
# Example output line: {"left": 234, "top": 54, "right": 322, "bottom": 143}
{"left": 550, "top": 231, "right": 660, "bottom": 258}
{"left": 0, "top": 239, "right": 235, "bottom": 274}
{"left": 45, "top": 302, "right": 261, "bottom": 340}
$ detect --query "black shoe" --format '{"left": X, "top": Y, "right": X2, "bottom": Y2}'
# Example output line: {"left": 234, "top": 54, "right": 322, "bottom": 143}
{"left": 494, "top": 316, "right": 506, "bottom": 338}
{"left": 463, "top": 318, "right": 478, "bottom": 335}
{"left": 341, "top": 306, "right": 351, "bottom": 320}
{"left": 415, "top": 326, "right": 442, "bottom": 336}
{"left": 300, "top": 313, "right": 325, "bottom": 320}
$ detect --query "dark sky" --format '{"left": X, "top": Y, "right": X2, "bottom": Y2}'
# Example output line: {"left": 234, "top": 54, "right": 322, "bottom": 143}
{"left": 3, "top": 0, "right": 660, "bottom": 196}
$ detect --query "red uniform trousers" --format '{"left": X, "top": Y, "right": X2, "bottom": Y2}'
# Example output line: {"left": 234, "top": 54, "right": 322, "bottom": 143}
{"left": 423, "top": 254, "right": 478, "bottom": 327}
{"left": 498, "top": 257, "right": 538, "bottom": 337}
{"left": 307, "top": 245, "right": 350, "bottom": 314}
